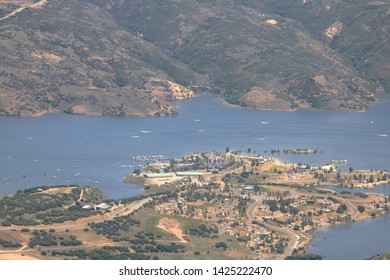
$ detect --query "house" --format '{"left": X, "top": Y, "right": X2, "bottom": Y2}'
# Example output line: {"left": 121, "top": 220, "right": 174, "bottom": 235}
{"left": 242, "top": 185, "right": 255, "bottom": 193}
{"left": 95, "top": 203, "right": 111, "bottom": 211}
{"left": 144, "top": 173, "right": 173, "bottom": 179}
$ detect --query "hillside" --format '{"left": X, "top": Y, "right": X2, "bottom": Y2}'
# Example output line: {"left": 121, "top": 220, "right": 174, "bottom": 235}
{"left": 258, "top": 0, "right": 390, "bottom": 91}
{"left": 0, "top": 0, "right": 196, "bottom": 116}
{"left": 0, "top": 0, "right": 388, "bottom": 116}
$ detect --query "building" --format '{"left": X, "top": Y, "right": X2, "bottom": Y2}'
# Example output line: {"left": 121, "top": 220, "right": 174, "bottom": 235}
{"left": 95, "top": 203, "right": 111, "bottom": 211}
{"left": 144, "top": 173, "right": 173, "bottom": 179}
{"left": 176, "top": 171, "right": 203, "bottom": 176}
{"left": 242, "top": 185, "right": 255, "bottom": 193}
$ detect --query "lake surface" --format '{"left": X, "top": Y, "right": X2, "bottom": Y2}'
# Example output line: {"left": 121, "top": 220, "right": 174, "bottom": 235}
{"left": 307, "top": 215, "right": 390, "bottom": 259}
{"left": 309, "top": 183, "right": 390, "bottom": 259}
{"left": 1, "top": 93, "right": 389, "bottom": 199}
{"left": 1, "top": 92, "right": 390, "bottom": 259}
{"left": 317, "top": 184, "right": 390, "bottom": 195}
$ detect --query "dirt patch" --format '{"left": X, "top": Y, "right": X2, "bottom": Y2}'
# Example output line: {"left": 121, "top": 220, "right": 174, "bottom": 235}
{"left": 41, "top": 187, "right": 74, "bottom": 195}
{"left": 144, "top": 78, "right": 194, "bottom": 100}
{"left": 31, "top": 52, "right": 64, "bottom": 64}
{"left": 240, "top": 87, "right": 293, "bottom": 110}
{"left": 0, "top": 230, "right": 25, "bottom": 243}
{"left": 0, "top": 252, "right": 39, "bottom": 260}
{"left": 156, "top": 218, "right": 187, "bottom": 243}
{"left": 312, "top": 74, "right": 327, "bottom": 87}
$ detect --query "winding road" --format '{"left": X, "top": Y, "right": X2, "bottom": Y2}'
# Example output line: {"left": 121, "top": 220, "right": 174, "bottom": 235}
{"left": 246, "top": 194, "right": 299, "bottom": 259}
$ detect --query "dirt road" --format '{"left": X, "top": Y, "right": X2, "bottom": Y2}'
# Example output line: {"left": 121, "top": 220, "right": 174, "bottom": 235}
{"left": 0, "top": 0, "right": 46, "bottom": 21}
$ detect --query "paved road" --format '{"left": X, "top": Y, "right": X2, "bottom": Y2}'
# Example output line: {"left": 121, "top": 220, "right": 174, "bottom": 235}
{"left": 344, "top": 198, "right": 359, "bottom": 219}
{"left": 246, "top": 194, "right": 299, "bottom": 259}
{"left": 265, "top": 222, "right": 299, "bottom": 259}
{"left": 0, "top": 197, "right": 152, "bottom": 232}
{"left": 0, "top": 197, "right": 152, "bottom": 258}
{"left": 247, "top": 194, "right": 265, "bottom": 220}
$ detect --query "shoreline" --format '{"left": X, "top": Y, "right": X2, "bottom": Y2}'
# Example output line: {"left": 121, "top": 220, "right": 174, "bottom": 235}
{"left": 4, "top": 89, "right": 390, "bottom": 118}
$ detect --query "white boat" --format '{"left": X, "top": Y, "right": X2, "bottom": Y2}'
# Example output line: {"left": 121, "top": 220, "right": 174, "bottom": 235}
{"left": 379, "top": 134, "right": 388, "bottom": 137}
{"left": 195, "top": 119, "right": 201, "bottom": 122}
{"left": 198, "top": 129, "right": 204, "bottom": 132}
{"left": 261, "top": 122, "right": 270, "bottom": 124}
{"left": 140, "top": 130, "right": 151, "bottom": 133}
{"left": 131, "top": 135, "right": 140, "bottom": 138}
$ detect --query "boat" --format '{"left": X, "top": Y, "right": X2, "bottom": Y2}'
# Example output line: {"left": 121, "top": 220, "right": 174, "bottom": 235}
{"left": 140, "top": 130, "right": 151, "bottom": 133}
{"left": 379, "top": 134, "right": 388, "bottom": 137}
{"left": 331, "top": 160, "right": 347, "bottom": 163}
{"left": 261, "top": 122, "right": 270, "bottom": 124}
{"left": 195, "top": 119, "right": 201, "bottom": 122}
{"left": 131, "top": 135, "right": 140, "bottom": 138}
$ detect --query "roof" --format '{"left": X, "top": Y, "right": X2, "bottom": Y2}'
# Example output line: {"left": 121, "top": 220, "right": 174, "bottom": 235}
{"left": 145, "top": 173, "right": 173, "bottom": 178}
{"left": 176, "top": 171, "right": 203, "bottom": 176}
{"left": 97, "top": 203, "right": 111, "bottom": 210}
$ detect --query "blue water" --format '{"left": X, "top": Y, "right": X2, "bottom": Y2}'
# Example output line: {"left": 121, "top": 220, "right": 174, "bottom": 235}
{"left": 1, "top": 92, "right": 390, "bottom": 259}
{"left": 317, "top": 184, "right": 390, "bottom": 195}
{"left": 307, "top": 215, "right": 390, "bottom": 260}
{"left": 1, "top": 93, "right": 390, "bottom": 200}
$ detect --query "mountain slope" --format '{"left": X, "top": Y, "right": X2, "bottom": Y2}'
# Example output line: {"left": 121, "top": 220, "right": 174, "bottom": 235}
{"left": 0, "top": 0, "right": 196, "bottom": 116}
{"left": 257, "top": 0, "right": 390, "bottom": 92}
{"left": 0, "top": 0, "right": 387, "bottom": 116}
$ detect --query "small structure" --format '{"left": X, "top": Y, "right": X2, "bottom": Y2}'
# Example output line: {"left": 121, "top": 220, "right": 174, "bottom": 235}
{"left": 242, "top": 185, "right": 255, "bottom": 193}
{"left": 95, "top": 203, "right": 111, "bottom": 211}
{"left": 176, "top": 171, "right": 203, "bottom": 176}
{"left": 321, "top": 165, "right": 336, "bottom": 172}
{"left": 144, "top": 173, "right": 173, "bottom": 179}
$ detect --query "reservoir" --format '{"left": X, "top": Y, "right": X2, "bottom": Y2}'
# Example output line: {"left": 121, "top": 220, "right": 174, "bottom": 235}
{"left": 1, "top": 93, "right": 389, "bottom": 199}
{"left": 1, "top": 92, "right": 390, "bottom": 259}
